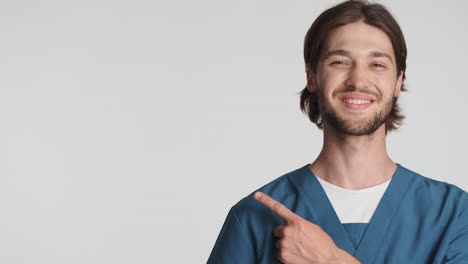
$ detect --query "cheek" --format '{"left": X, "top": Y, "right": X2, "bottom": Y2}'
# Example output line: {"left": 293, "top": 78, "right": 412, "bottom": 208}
{"left": 376, "top": 75, "right": 398, "bottom": 96}
{"left": 318, "top": 71, "right": 346, "bottom": 97}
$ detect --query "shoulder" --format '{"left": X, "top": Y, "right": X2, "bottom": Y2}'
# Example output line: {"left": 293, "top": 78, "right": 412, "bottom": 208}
{"left": 221, "top": 165, "right": 310, "bottom": 254}
{"left": 400, "top": 164, "right": 467, "bottom": 196}
{"left": 228, "top": 164, "right": 311, "bottom": 230}
{"left": 232, "top": 164, "right": 309, "bottom": 215}
{"left": 399, "top": 164, "right": 468, "bottom": 212}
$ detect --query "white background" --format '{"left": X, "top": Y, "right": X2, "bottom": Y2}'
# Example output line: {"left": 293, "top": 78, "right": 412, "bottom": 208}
{"left": 1, "top": 0, "right": 467, "bottom": 263}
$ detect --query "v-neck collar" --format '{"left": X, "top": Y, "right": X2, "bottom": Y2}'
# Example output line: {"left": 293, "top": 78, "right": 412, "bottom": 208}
{"left": 289, "top": 163, "right": 416, "bottom": 262}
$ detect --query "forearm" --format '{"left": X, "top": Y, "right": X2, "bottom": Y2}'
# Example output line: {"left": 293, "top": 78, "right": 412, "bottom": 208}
{"left": 334, "top": 248, "right": 362, "bottom": 264}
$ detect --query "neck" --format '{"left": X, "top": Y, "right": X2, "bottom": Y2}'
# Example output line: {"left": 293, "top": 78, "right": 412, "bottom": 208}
{"left": 310, "top": 122, "right": 397, "bottom": 190}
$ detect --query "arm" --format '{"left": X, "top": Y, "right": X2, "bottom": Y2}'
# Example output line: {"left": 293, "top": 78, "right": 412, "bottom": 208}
{"left": 254, "top": 192, "right": 361, "bottom": 264}
{"left": 443, "top": 193, "right": 468, "bottom": 263}
{"left": 207, "top": 207, "right": 256, "bottom": 264}
{"left": 335, "top": 248, "right": 362, "bottom": 264}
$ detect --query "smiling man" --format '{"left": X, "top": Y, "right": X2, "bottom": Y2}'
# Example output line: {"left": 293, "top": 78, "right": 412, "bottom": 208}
{"left": 207, "top": 1, "right": 468, "bottom": 263}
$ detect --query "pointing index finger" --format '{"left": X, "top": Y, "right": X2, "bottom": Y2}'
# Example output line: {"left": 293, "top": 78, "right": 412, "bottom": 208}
{"left": 254, "top": 191, "right": 298, "bottom": 223}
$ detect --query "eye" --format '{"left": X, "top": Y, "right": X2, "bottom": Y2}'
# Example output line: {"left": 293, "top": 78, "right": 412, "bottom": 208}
{"left": 372, "top": 63, "right": 386, "bottom": 69}
{"left": 331, "top": 61, "right": 344, "bottom": 64}
{"left": 331, "top": 60, "right": 346, "bottom": 65}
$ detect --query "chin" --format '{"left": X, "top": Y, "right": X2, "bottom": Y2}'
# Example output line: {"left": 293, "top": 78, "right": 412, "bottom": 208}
{"left": 326, "top": 112, "right": 386, "bottom": 136}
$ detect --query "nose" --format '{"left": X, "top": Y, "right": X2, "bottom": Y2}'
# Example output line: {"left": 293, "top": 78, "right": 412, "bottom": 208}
{"left": 345, "top": 64, "right": 370, "bottom": 90}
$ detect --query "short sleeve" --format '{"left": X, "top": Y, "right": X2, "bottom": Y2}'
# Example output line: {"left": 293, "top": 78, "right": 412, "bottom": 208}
{"left": 207, "top": 207, "right": 257, "bottom": 263}
{"left": 443, "top": 193, "right": 468, "bottom": 263}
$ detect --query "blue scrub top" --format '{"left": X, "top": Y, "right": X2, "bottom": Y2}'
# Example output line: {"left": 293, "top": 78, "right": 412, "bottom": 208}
{"left": 207, "top": 164, "right": 468, "bottom": 263}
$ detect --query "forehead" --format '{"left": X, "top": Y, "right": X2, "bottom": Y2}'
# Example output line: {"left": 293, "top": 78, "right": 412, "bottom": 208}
{"left": 324, "top": 20, "right": 395, "bottom": 59}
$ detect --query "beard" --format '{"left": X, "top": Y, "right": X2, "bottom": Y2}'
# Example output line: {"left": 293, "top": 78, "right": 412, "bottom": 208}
{"left": 317, "top": 89, "right": 394, "bottom": 136}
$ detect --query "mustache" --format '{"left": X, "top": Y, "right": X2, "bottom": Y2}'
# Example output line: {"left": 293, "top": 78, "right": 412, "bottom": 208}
{"left": 332, "top": 86, "right": 382, "bottom": 100}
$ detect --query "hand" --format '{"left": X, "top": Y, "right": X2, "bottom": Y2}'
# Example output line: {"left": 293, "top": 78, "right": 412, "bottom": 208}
{"left": 254, "top": 191, "right": 360, "bottom": 264}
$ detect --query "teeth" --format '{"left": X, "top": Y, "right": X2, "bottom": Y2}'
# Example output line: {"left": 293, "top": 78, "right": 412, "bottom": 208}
{"left": 343, "top": 99, "right": 372, "bottom": 104}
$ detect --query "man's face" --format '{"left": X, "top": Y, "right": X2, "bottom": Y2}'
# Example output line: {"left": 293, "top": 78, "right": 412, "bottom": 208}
{"left": 308, "top": 20, "right": 403, "bottom": 136}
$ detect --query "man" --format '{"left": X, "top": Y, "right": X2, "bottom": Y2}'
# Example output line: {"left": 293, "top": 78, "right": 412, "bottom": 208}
{"left": 207, "top": 1, "right": 468, "bottom": 263}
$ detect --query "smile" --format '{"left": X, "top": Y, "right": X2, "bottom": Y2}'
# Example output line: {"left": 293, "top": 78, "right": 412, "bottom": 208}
{"left": 340, "top": 98, "right": 375, "bottom": 111}
{"left": 342, "top": 99, "right": 373, "bottom": 104}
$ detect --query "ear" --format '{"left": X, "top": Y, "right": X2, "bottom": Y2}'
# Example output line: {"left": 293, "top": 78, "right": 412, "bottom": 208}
{"left": 306, "top": 67, "right": 316, "bottom": 93}
{"left": 394, "top": 71, "right": 404, "bottom": 97}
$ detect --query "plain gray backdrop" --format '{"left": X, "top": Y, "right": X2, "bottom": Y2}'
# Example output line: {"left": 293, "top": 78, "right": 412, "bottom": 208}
{"left": 1, "top": 0, "right": 467, "bottom": 263}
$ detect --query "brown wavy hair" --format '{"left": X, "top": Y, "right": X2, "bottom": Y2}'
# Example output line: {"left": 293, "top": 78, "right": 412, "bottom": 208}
{"left": 299, "top": 0, "right": 407, "bottom": 133}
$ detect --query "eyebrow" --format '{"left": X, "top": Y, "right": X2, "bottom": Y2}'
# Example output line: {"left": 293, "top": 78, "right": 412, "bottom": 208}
{"left": 369, "top": 51, "right": 394, "bottom": 62}
{"left": 322, "top": 49, "right": 394, "bottom": 63}
{"left": 323, "top": 49, "right": 351, "bottom": 59}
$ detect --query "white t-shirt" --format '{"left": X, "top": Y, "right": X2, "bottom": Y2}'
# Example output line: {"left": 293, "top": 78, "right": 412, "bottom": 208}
{"left": 315, "top": 175, "right": 392, "bottom": 224}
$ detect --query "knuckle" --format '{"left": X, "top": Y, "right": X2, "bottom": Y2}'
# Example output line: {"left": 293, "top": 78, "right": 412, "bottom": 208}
{"left": 293, "top": 219, "right": 306, "bottom": 230}
{"left": 278, "top": 251, "right": 289, "bottom": 263}
{"left": 276, "top": 239, "right": 288, "bottom": 249}
{"left": 273, "top": 226, "right": 281, "bottom": 236}
{"left": 296, "top": 221, "right": 305, "bottom": 231}
{"left": 279, "top": 239, "right": 288, "bottom": 249}
{"left": 274, "top": 203, "right": 283, "bottom": 214}
{"left": 290, "top": 218, "right": 301, "bottom": 226}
